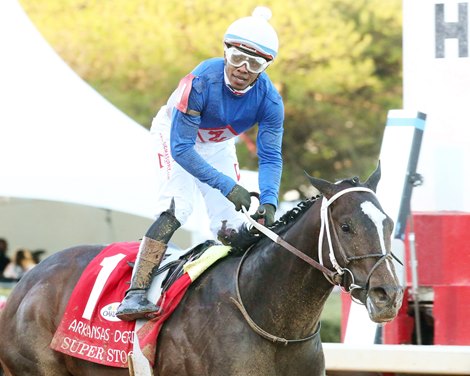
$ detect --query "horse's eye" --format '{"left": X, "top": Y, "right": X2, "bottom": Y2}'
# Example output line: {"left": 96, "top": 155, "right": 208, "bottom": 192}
{"left": 340, "top": 223, "right": 350, "bottom": 232}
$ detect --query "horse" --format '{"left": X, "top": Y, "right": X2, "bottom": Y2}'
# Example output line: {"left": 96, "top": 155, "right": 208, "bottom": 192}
{"left": 0, "top": 164, "right": 403, "bottom": 376}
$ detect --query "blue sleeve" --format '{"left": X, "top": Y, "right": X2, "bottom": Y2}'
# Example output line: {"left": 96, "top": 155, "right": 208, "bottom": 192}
{"left": 170, "top": 86, "right": 237, "bottom": 196}
{"left": 257, "top": 98, "right": 284, "bottom": 208}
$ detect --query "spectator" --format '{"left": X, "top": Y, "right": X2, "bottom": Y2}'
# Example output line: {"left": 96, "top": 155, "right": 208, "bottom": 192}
{"left": 3, "top": 248, "right": 37, "bottom": 280}
{"left": 32, "top": 249, "right": 46, "bottom": 264}
{"left": 0, "top": 238, "right": 10, "bottom": 276}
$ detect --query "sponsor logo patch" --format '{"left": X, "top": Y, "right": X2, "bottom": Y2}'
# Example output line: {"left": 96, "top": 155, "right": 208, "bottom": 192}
{"left": 100, "top": 302, "right": 122, "bottom": 322}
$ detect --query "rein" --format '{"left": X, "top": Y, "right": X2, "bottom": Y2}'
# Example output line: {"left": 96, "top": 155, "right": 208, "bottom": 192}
{"left": 233, "top": 187, "right": 390, "bottom": 344}
{"left": 230, "top": 245, "right": 321, "bottom": 345}
{"left": 241, "top": 207, "right": 341, "bottom": 283}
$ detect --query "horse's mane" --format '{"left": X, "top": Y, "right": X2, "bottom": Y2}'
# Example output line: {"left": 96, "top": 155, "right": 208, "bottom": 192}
{"left": 228, "top": 195, "right": 320, "bottom": 256}
{"left": 225, "top": 175, "right": 365, "bottom": 255}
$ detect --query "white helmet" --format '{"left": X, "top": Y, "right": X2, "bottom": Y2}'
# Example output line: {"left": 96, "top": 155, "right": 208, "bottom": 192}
{"left": 223, "top": 6, "right": 279, "bottom": 61}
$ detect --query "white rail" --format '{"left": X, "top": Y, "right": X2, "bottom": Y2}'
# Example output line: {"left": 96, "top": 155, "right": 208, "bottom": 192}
{"left": 323, "top": 343, "right": 470, "bottom": 375}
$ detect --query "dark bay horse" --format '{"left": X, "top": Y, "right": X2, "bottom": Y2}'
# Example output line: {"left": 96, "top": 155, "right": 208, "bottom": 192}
{"left": 0, "top": 164, "right": 403, "bottom": 376}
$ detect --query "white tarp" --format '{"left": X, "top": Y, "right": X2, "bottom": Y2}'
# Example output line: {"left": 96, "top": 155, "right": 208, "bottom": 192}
{"left": 0, "top": 0, "right": 159, "bottom": 219}
{"left": 0, "top": 0, "right": 258, "bottom": 243}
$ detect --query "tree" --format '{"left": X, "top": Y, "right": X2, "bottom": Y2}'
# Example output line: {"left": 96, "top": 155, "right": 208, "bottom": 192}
{"left": 20, "top": 0, "right": 402, "bottom": 198}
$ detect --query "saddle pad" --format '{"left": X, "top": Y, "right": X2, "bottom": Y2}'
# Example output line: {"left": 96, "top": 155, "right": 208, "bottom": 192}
{"left": 50, "top": 242, "right": 139, "bottom": 368}
{"left": 50, "top": 241, "right": 230, "bottom": 368}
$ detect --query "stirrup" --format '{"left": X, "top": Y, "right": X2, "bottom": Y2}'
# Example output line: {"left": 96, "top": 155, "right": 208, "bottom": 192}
{"left": 117, "top": 309, "right": 159, "bottom": 322}
{"left": 116, "top": 290, "right": 160, "bottom": 321}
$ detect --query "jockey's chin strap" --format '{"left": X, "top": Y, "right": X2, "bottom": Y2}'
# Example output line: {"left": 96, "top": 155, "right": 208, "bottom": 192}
{"left": 241, "top": 207, "right": 341, "bottom": 283}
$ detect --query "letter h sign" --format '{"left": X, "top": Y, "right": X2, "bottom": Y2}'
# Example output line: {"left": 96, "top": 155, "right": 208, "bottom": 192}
{"left": 435, "top": 2, "right": 468, "bottom": 58}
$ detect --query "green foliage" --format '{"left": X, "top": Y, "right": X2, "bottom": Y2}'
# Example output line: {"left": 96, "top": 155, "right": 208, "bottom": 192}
{"left": 320, "top": 291, "right": 342, "bottom": 343}
{"left": 19, "top": 0, "right": 402, "bottom": 195}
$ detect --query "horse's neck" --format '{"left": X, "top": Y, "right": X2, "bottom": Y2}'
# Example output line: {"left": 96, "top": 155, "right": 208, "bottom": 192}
{"left": 240, "top": 211, "right": 333, "bottom": 337}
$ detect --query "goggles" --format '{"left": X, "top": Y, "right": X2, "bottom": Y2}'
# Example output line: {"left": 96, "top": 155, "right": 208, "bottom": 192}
{"left": 225, "top": 46, "right": 271, "bottom": 74}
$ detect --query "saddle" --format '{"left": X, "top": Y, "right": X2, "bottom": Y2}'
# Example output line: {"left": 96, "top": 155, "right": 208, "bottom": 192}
{"left": 157, "top": 240, "right": 218, "bottom": 293}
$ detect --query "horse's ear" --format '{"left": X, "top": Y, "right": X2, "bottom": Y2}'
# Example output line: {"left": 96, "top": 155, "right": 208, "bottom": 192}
{"left": 304, "top": 171, "right": 336, "bottom": 198}
{"left": 365, "top": 161, "right": 381, "bottom": 192}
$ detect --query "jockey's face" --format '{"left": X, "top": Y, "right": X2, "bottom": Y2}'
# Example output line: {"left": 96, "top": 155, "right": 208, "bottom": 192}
{"left": 224, "top": 63, "right": 259, "bottom": 91}
{"left": 224, "top": 49, "right": 261, "bottom": 91}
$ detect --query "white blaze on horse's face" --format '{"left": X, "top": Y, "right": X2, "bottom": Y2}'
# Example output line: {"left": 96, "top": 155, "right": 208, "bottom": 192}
{"left": 360, "top": 201, "right": 386, "bottom": 252}
{"left": 360, "top": 201, "right": 394, "bottom": 275}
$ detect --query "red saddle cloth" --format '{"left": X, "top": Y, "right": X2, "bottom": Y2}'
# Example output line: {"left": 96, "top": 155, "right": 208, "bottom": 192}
{"left": 50, "top": 241, "right": 230, "bottom": 368}
{"left": 50, "top": 242, "right": 139, "bottom": 368}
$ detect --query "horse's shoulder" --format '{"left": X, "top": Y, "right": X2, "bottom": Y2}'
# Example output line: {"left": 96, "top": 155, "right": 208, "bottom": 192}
{"left": 186, "top": 252, "right": 241, "bottom": 295}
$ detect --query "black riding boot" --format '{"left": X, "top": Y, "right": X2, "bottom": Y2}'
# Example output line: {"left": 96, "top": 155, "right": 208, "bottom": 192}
{"left": 116, "top": 202, "right": 181, "bottom": 321}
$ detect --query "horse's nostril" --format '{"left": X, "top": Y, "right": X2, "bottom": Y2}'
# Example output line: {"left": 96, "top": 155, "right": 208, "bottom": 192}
{"left": 370, "top": 286, "right": 404, "bottom": 306}
{"left": 369, "top": 287, "right": 389, "bottom": 306}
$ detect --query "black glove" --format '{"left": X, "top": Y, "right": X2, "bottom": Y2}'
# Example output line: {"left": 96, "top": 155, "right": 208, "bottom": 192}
{"left": 226, "top": 184, "right": 251, "bottom": 211}
{"left": 251, "top": 204, "right": 276, "bottom": 227}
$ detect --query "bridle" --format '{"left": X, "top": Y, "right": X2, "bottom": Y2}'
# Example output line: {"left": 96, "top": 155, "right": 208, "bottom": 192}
{"left": 232, "top": 187, "right": 393, "bottom": 344}
{"left": 317, "top": 187, "right": 393, "bottom": 303}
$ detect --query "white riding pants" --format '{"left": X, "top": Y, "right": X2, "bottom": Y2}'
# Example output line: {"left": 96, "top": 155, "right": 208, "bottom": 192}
{"left": 150, "top": 106, "right": 247, "bottom": 238}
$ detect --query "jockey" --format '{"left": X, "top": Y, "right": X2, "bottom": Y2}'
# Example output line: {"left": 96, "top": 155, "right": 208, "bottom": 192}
{"left": 116, "top": 6, "right": 284, "bottom": 321}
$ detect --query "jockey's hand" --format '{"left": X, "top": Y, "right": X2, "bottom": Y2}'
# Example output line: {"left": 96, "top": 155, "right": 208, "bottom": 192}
{"left": 226, "top": 184, "right": 251, "bottom": 211}
{"left": 251, "top": 204, "right": 276, "bottom": 227}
